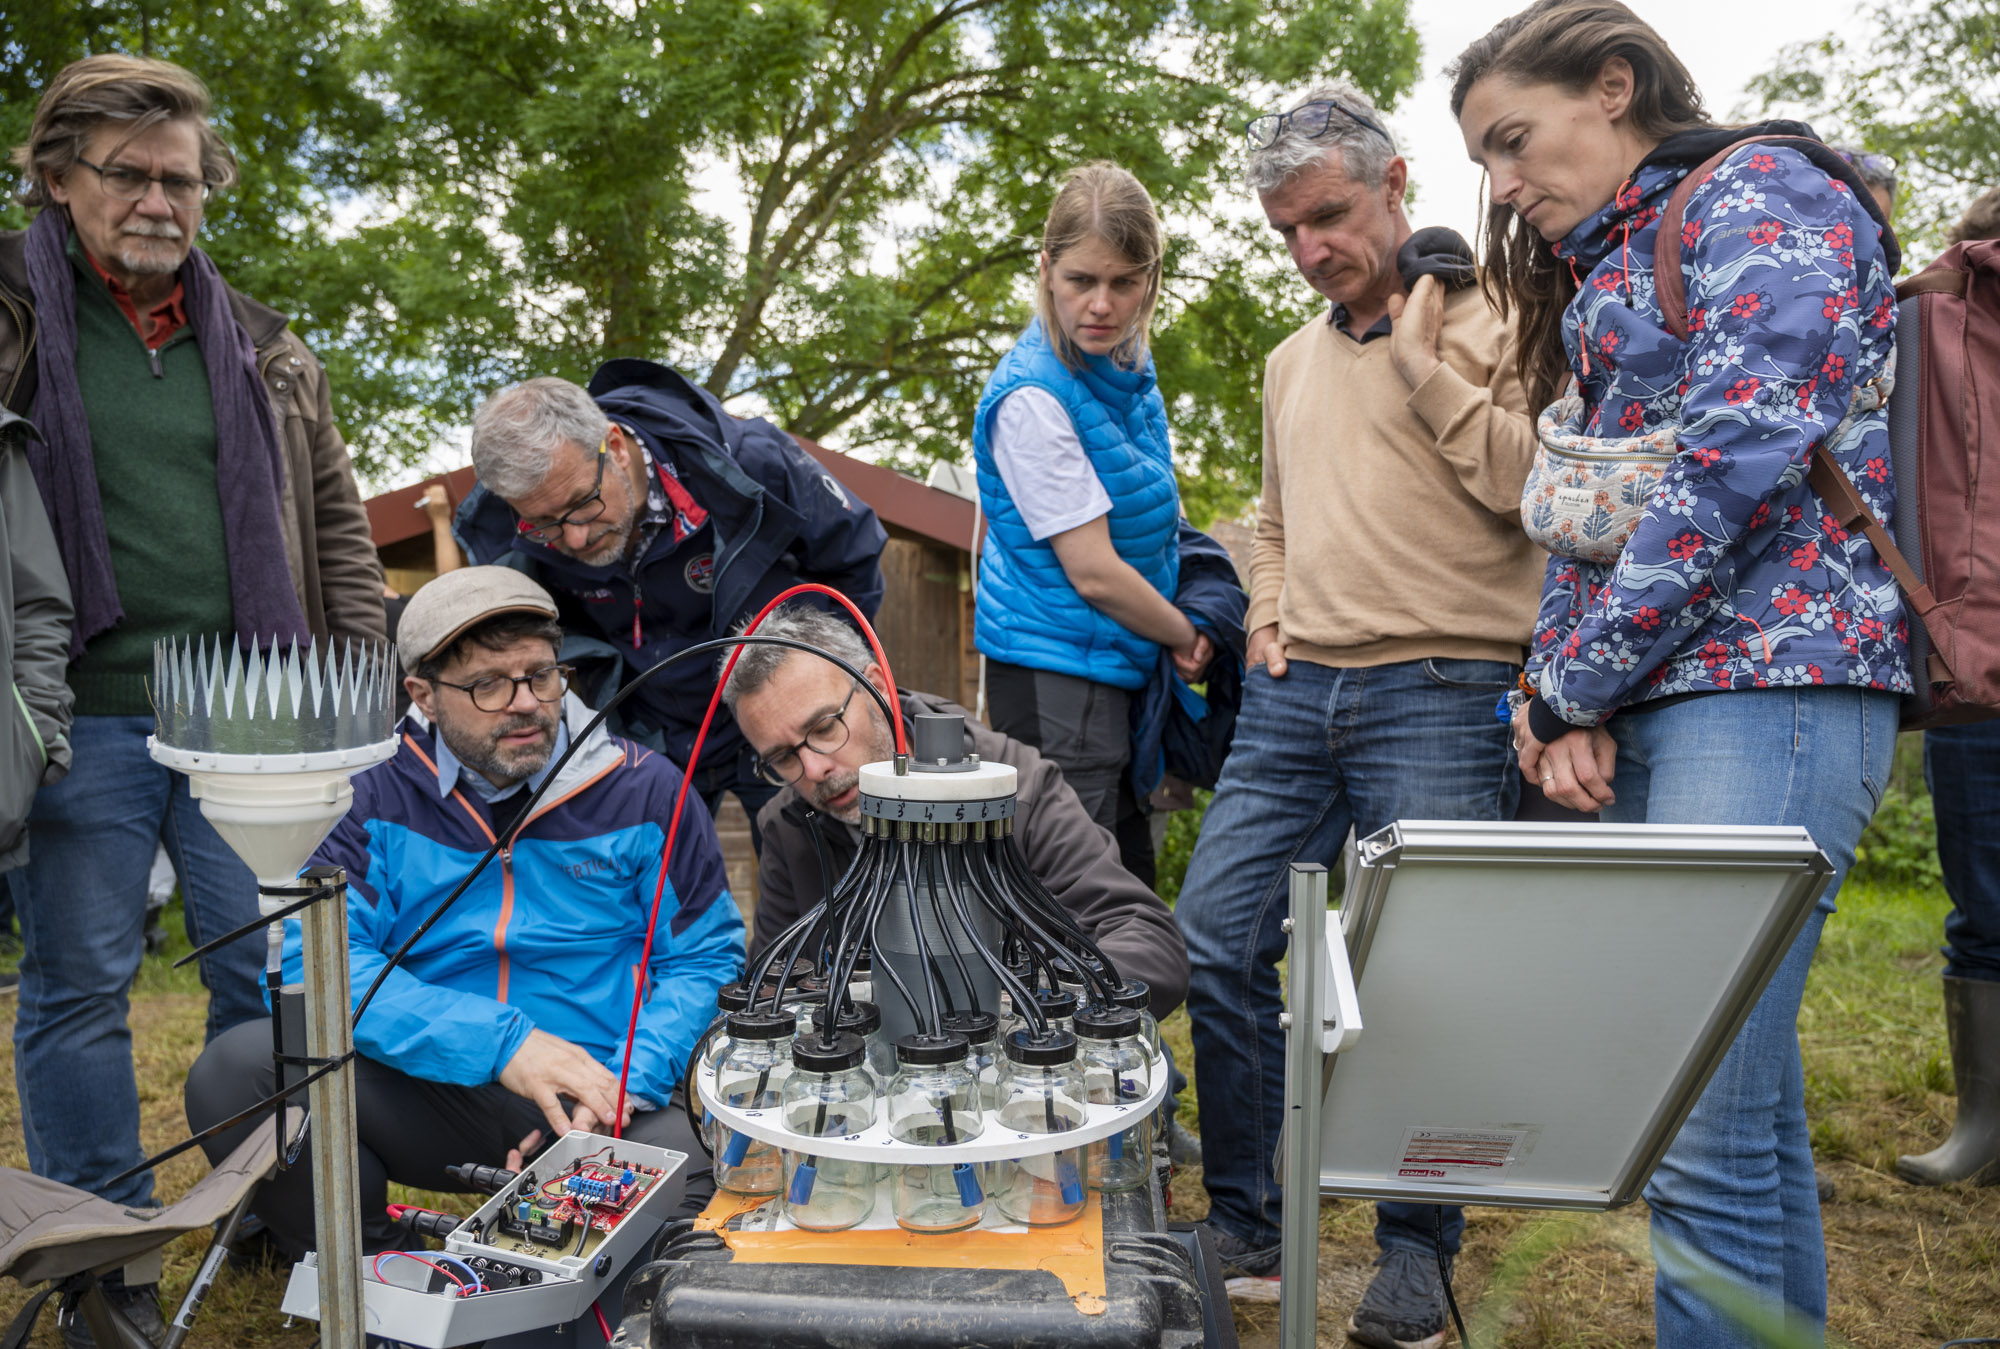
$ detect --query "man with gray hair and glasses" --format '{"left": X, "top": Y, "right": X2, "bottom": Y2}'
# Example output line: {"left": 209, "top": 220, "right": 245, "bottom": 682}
{"left": 0, "top": 55, "right": 382, "bottom": 1342}
{"left": 720, "top": 601, "right": 1187, "bottom": 1020}
{"left": 459, "top": 364, "right": 885, "bottom": 844}
{"left": 1173, "top": 83, "right": 1543, "bottom": 1346}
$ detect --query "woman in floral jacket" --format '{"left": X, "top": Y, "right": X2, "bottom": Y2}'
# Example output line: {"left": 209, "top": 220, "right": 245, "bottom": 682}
{"left": 1451, "top": 3, "right": 1906, "bottom": 1346}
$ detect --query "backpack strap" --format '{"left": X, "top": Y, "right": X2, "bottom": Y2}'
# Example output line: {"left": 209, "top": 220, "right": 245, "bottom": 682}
{"left": 1653, "top": 135, "right": 1868, "bottom": 339}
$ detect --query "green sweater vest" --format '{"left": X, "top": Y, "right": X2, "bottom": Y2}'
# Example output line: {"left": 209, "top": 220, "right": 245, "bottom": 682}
{"left": 64, "top": 255, "right": 236, "bottom": 715}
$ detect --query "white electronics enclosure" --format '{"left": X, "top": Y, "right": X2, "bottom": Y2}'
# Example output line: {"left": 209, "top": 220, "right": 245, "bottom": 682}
{"left": 282, "top": 1131, "right": 686, "bottom": 1348}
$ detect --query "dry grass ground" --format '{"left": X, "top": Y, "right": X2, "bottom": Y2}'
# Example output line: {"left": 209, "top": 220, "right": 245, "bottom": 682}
{"left": 3, "top": 877, "right": 1996, "bottom": 1347}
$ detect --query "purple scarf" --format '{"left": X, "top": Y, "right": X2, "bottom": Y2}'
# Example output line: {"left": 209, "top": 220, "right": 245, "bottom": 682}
{"left": 22, "top": 207, "right": 309, "bottom": 659}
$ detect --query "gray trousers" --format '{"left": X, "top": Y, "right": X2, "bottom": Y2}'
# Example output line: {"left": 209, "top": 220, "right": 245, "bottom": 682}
{"left": 185, "top": 1018, "right": 712, "bottom": 1256}
{"left": 984, "top": 660, "right": 1153, "bottom": 887}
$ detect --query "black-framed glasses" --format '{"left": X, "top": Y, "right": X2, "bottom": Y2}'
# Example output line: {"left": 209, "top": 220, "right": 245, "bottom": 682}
{"left": 74, "top": 156, "right": 211, "bottom": 208}
{"left": 430, "top": 663, "right": 572, "bottom": 713}
{"left": 753, "top": 684, "right": 861, "bottom": 786}
{"left": 516, "top": 437, "right": 610, "bottom": 544}
{"left": 1245, "top": 98, "right": 1391, "bottom": 151}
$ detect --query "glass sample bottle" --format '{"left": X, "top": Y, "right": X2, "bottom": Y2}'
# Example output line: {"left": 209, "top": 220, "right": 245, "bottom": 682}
{"left": 780, "top": 1030, "right": 878, "bottom": 1232}
{"left": 887, "top": 1032, "right": 985, "bottom": 1234}
{"left": 1074, "top": 1006, "right": 1152, "bottom": 1192}
{"left": 991, "top": 1028, "right": 1088, "bottom": 1226}
{"left": 999, "top": 985, "right": 1077, "bottom": 1045}
{"left": 835, "top": 999, "right": 898, "bottom": 1086}
{"left": 942, "top": 1009, "right": 1003, "bottom": 1112}
{"left": 1108, "top": 979, "right": 1159, "bottom": 1057}
{"left": 701, "top": 982, "right": 754, "bottom": 1156}
{"left": 712, "top": 1010, "right": 795, "bottom": 1196}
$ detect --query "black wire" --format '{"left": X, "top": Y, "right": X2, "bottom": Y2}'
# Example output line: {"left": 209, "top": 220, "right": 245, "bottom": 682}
{"left": 1435, "top": 1208, "right": 1468, "bottom": 1348}
{"left": 682, "top": 1020, "right": 719, "bottom": 1156}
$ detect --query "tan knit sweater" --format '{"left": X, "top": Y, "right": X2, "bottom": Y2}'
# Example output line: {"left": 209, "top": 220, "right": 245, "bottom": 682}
{"left": 1249, "top": 285, "right": 1547, "bottom": 669}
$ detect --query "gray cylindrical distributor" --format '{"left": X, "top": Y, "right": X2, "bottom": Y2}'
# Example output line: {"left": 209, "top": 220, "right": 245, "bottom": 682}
{"left": 874, "top": 863, "right": 1002, "bottom": 1046}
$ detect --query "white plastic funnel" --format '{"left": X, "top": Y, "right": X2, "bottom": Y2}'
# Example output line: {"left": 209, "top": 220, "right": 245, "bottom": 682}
{"left": 150, "top": 743, "right": 399, "bottom": 899}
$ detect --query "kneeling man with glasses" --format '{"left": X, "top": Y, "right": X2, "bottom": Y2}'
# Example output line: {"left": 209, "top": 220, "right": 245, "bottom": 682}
{"left": 185, "top": 567, "right": 743, "bottom": 1257}
{"left": 723, "top": 603, "right": 1188, "bottom": 1022}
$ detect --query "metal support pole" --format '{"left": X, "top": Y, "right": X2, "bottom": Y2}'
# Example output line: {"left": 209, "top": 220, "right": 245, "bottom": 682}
{"left": 299, "top": 864, "right": 364, "bottom": 1349}
{"left": 1279, "top": 863, "right": 1328, "bottom": 1349}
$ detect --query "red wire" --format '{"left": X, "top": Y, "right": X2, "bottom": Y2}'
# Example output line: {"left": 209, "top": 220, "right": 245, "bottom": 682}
{"left": 612, "top": 584, "right": 902, "bottom": 1134}
{"left": 594, "top": 1303, "right": 615, "bottom": 1343}
{"left": 372, "top": 1250, "right": 476, "bottom": 1295}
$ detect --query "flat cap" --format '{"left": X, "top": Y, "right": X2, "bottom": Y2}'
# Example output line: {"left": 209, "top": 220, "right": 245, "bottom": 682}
{"left": 396, "top": 566, "right": 558, "bottom": 674}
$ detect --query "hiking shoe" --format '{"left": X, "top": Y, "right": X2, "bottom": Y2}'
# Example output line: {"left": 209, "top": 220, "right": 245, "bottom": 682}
{"left": 1207, "top": 1227, "right": 1282, "bottom": 1301}
{"left": 1348, "top": 1247, "right": 1447, "bottom": 1349}
{"left": 58, "top": 1277, "right": 167, "bottom": 1349}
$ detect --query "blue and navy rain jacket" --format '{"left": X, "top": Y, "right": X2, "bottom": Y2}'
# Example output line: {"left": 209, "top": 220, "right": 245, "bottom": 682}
{"left": 1527, "top": 122, "right": 1911, "bottom": 734}
{"left": 286, "top": 695, "right": 744, "bottom": 1107}
{"left": 973, "top": 318, "right": 1181, "bottom": 690}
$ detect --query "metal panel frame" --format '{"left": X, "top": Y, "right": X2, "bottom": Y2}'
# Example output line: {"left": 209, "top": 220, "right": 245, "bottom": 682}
{"left": 1276, "top": 822, "right": 1833, "bottom": 1349}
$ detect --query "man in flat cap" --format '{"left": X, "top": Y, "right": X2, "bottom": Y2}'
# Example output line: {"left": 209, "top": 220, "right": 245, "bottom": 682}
{"left": 186, "top": 567, "right": 741, "bottom": 1256}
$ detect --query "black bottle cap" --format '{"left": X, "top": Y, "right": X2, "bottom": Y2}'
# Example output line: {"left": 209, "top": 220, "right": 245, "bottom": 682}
{"left": 1032, "top": 986, "right": 1078, "bottom": 1019}
{"left": 1072, "top": 1006, "right": 1143, "bottom": 1040}
{"left": 894, "top": 1032, "right": 972, "bottom": 1066}
{"left": 791, "top": 1030, "right": 867, "bottom": 1072}
{"left": 725, "top": 1010, "right": 796, "bottom": 1040}
{"left": 1108, "top": 980, "right": 1150, "bottom": 1012}
{"left": 1002, "top": 1027, "right": 1078, "bottom": 1066}
{"left": 715, "top": 982, "right": 751, "bottom": 1013}
{"left": 941, "top": 1010, "right": 998, "bottom": 1046}
{"left": 836, "top": 1000, "right": 882, "bottom": 1036}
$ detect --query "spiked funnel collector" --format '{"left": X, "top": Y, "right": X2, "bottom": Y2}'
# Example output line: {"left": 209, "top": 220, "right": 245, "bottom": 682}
{"left": 149, "top": 635, "right": 400, "bottom": 1349}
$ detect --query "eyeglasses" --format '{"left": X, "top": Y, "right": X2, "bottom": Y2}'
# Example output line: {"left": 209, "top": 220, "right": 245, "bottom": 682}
{"left": 516, "top": 438, "right": 612, "bottom": 544}
{"left": 74, "top": 157, "right": 211, "bottom": 208}
{"left": 1836, "top": 149, "right": 1897, "bottom": 180}
{"left": 752, "top": 684, "right": 861, "bottom": 786}
{"left": 430, "top": 663, "right": 572, "bottom": 713}
{"left": 1245, "top": 98, "right": 1391, "bottom": 151}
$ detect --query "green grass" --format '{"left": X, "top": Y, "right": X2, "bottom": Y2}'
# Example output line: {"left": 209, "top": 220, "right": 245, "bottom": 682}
{"left": 5, "top": 879, "right": 1998, "bottom": 1347}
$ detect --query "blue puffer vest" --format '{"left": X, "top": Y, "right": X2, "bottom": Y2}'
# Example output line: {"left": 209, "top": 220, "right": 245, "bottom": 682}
{"left": 973, "top": 319, "right": 1181, "bottom": 690}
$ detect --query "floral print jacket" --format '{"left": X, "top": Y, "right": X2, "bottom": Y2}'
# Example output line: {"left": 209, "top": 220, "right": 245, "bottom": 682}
{"left": 1525, "top": 129, "right": 1911, "bottom": 737}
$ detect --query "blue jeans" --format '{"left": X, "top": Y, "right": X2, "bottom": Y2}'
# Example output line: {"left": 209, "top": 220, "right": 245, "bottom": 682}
{"left": 9, "top": 715, "right": 268, "bottom": 1206}
{"left": 1176, "top": 657, "right": 1519, "bottom": 1258}
{"left": 1610, "top": 689, "right": 1896, "bottom": 1349}
{"left": 1925, "top": 720, "right": 2000, "bottom": 983}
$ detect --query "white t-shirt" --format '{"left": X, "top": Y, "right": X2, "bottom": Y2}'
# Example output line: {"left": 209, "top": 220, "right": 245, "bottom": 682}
{"left": 989, "top": 388, "right": 1113, "bottom": 541}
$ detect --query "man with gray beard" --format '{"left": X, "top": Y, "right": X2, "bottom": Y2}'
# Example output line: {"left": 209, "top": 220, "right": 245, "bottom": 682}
{"left": 724, "top": 603, "right": 1187, "bottom": 1020}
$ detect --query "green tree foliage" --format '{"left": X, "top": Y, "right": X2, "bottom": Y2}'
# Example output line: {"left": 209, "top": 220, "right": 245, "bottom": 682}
{"left": 1748, "top": 0, "right": 2000, "bottom": 259}
{"left": 5, "top": 1, "right": 1421, "bottom": 511}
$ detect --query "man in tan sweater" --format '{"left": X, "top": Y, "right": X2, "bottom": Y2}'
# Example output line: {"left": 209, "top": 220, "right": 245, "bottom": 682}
{"left": 1176, "top": 82, "right": 1544, "bottom": 1346}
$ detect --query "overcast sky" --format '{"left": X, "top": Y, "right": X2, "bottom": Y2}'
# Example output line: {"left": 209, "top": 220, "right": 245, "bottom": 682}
{"left": 1395, "top": 0, "right": 1867, "bottom": 242}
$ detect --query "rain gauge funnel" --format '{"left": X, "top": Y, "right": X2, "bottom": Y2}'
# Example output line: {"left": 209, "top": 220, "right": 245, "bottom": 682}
{"left": 149, "top": 635, "right": 400, "bottom": 1349}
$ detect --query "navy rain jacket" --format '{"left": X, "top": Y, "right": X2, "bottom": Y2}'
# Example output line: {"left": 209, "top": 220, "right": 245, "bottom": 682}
{"left": 1129, "top": 522, "right": 1247, "bottom": 800}
{"left": 458, "top": 359, "right": 887, "bottom": 774}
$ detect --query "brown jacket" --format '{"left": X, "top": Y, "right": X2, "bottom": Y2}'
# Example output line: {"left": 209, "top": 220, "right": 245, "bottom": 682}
{"left": 0, "top": 232, "right": 386, "bottom": 650}
{"left": 753, "top": 689, "right": 1190, "bottom": 1020}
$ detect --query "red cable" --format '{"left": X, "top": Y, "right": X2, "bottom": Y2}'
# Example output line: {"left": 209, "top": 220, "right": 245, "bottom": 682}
{"left": 612, "top": 583, "right": 902, "bottom": 1134}
{"left": 372, "top": 1250, "right": 476, "bottom": 1295}
{"left": 594, "top": 1303, "right": 616, "bottom": 1343}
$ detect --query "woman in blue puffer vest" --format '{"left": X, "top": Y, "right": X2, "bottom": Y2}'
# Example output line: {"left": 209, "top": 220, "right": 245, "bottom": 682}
{"left": 974, "top": 162, "right": 1209, "bottom": 886}
{"left": 1452, "top": 4, "right": 1907, "bottom": 1346}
